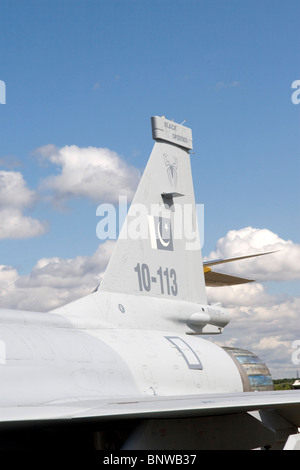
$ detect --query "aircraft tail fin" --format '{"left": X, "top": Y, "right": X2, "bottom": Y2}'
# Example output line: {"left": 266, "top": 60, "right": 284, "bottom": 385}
{"left": 98, "top": 116, "right": 207, "bottom": 305}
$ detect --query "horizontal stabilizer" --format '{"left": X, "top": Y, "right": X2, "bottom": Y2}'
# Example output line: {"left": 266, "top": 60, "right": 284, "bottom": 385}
{"left": 204, "top": 250, "right": 277, "bottom": 268}
{"left": 205, "top": 271, "right": 254, "bottom": 287}
{"left": 203, "top": 251, "right": 278, "bottom": 287}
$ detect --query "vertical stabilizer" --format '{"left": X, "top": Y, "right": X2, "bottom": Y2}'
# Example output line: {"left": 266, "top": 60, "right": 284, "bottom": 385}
{"left": 99, "top": 116, "right": 207, "bottom": 304}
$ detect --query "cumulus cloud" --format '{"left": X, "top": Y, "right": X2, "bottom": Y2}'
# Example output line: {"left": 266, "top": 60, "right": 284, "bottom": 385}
{"left": 0, "top": 209, "right": 47, "bottom": 240}
{"left": 207, "top": 276, "right": 299, "bottom": 372}
{"left": 0, "top": 170, "right": 47, "bottom": 239}
{"left": 0, "top": 241, "right": 115, "bottom": 312}
{"left": 204, "top": 226, "right": 300, "bottom": 281}
{"left": 216, "top": 295, "right": 300, "bottom": 379}
{"left": 0, "top": 170, "right": 36, "bottom": 209}
{"left": 0, "top": 265, "right": 19, "bottom": 297}
{"left": 37, "top": 144, "right": 140, "bottom": 205}
{"left": 206, "top": 227, "right": 300, "bottom": 378}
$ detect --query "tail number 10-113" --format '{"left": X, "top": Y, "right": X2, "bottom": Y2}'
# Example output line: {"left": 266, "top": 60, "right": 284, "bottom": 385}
{"left": 134, "top": 263, "right": 178, "bottom": 296}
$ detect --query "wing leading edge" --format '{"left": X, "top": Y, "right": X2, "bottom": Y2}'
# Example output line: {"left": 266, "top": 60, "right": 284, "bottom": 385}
{"left": 1, "top": 390, "right": 299, "bottom": 449}
{"left": 1, "top": 390, "right": 299, "bottom": 425}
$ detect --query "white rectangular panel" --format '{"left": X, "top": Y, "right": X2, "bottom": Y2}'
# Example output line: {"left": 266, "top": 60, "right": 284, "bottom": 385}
{"left": 151, "top": 116, "right": 193, "bottom": 150}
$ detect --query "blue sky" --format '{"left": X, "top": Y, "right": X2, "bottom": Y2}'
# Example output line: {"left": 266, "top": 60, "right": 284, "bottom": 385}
{"left": 0, "top": 0, "right": 299, "bottom": 377}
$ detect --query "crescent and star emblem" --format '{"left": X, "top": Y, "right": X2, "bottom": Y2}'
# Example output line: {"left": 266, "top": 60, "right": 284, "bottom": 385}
{"left": 157, "top": 221, "right": 170, "bottom": 247}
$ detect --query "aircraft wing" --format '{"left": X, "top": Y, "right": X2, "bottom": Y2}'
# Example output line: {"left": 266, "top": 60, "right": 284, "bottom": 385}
{"left": 203, "top": 251, "right": 277, "bottom": 287}
{"left": 1, "top": 390, "right": 299, "bottom": 449}
{"left": 1, "top": 390, "right": 299, "bottom": 426}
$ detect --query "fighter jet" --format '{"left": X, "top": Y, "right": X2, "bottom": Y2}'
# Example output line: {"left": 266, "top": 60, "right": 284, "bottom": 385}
{"left": 0, "top": 116, "right": 299, "bottom": 450}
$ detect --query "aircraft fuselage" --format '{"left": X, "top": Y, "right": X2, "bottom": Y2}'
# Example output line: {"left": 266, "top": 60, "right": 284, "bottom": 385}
{"left": 0, "top": 299, "right": 241, "bottom": 408}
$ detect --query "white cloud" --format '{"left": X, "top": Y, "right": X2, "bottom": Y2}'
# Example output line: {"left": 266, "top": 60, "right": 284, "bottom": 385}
{"left": 253, "top": 335, "right": 291, "bottom": 351}
{"left": 0, "top": 241, "right": 115, "bottom": 312}
{"left": 0, "top": 170, "right": 36, "bottom": 209}
{"left": 206, "top": 227, "right": 300, "bottom": 378}
{"left": 0, "top": 265, "right": 18, "bottom": 297}
{"left": 217, "top": 311, "right": 298, "bottom": 379}
{"left": 0, "top": 170, "right": 47, "bottom": 239}
{"left": 204, "top": 226, "right": 300, "bottom": 281}
{"left": 38, "top": 144, "right": 140, "bottom": 205}
{"left": 0, "top": 144, "right": 140, "bottom": 238}
{"left": 0, "top": 208, "right": 47, "bottom": 239}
